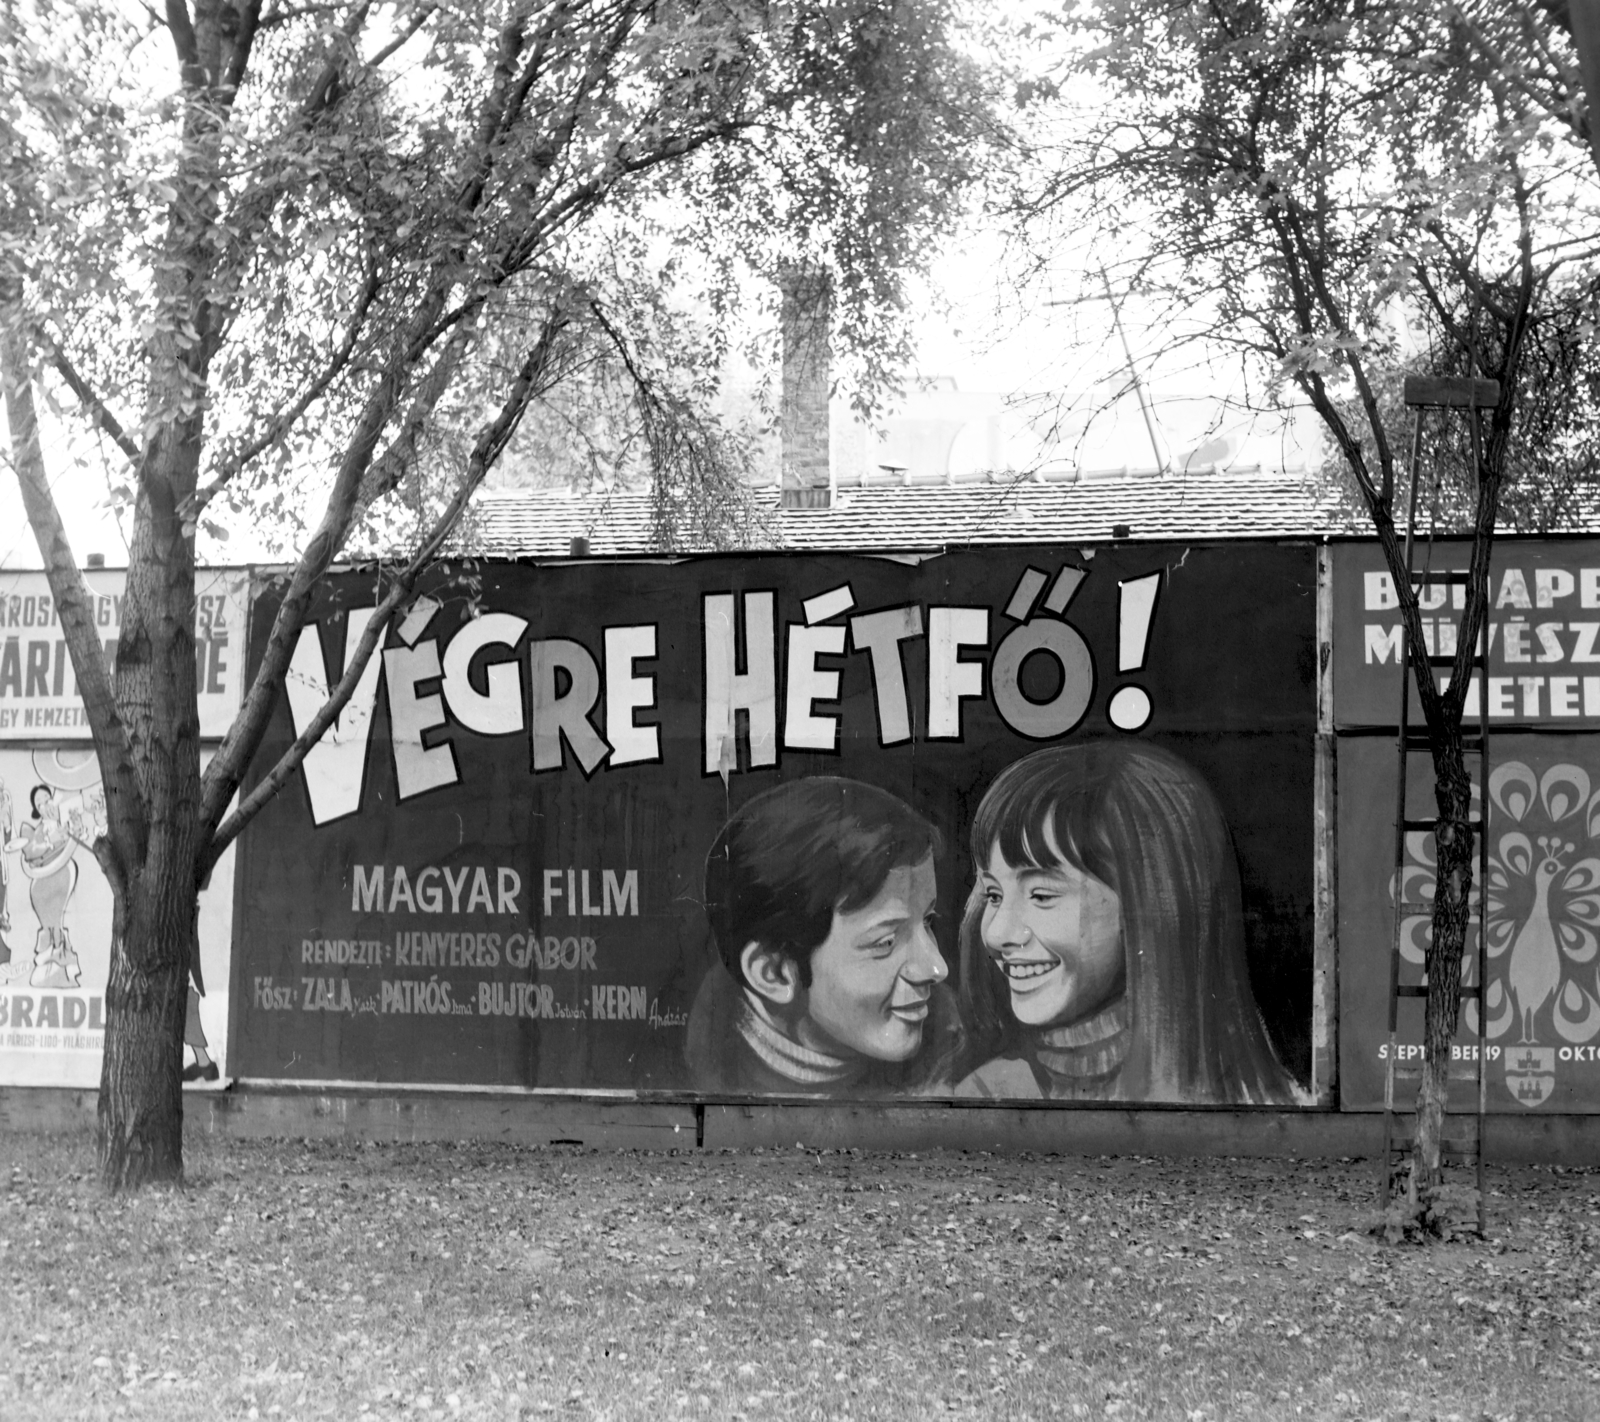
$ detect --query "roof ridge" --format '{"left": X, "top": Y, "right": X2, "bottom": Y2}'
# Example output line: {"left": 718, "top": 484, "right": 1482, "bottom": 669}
{"left": 436, "top": 474, "right": 1600, "bottom": 559}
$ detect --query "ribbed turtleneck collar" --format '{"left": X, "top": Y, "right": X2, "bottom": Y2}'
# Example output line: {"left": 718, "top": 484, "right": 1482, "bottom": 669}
{"left": 1034, "top": 996, "right": 1131, "bottom": 1085}
{"left": 736, "top": 992, "right": 859, "bottom": 1087}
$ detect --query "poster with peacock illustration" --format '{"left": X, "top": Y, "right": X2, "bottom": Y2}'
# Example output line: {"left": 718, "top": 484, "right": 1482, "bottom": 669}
{"left": 1339, "top": 735, "right": 1600, "bottom": 1111}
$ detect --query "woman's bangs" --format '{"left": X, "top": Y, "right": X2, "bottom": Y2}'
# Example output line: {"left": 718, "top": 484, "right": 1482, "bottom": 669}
{"left": 980, "top": 775, "right": 1092, "bottom": 876}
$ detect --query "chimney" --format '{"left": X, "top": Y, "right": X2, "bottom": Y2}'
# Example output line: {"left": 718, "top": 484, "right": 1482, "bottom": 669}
{"left": 779, "top": 266, "right": 832, "bottom": 509}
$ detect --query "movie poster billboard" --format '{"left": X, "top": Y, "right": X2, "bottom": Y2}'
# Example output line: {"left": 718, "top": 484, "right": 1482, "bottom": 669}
{"left": 1338, "top": 735, "right": 1600, "bottom": 1112}
{"left": 0, "top": 747, "right": 235, "bottom": 1087}
{"left": 1332, "top": 539, "right": 1600, "bottom": 730}
{"left": 0, "top": 568, "right": 248, "bottom": 740}
{"left": 229, "top": 546, "right": 1318, "bottom": 1103}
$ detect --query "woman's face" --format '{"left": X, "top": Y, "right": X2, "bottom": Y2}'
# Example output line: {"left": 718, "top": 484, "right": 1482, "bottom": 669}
{"left": 979, "top": 836, "right": 1124, "bottom": 1029}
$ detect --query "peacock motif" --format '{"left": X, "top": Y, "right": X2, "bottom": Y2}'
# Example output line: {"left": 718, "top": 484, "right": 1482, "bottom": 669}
{"left": 1507, "top": 838, "right": 1567, "bottom": 1043}
{"left": 1393, "top": 758, "right": 1600, "bottom": 1045}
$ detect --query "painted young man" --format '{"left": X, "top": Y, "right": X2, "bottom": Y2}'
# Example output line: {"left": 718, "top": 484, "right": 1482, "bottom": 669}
{"left": 685, "top": 778, "right": 960, "bottom": 1096}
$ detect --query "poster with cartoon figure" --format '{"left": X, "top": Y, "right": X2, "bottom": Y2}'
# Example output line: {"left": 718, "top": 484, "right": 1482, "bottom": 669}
{"left": 1338, "top": 735, "right": 1600, "bottom": 1111}
{"left": 0, "top": 748, "right": 236, "bottom": 1088}
{"left": 0, "top": 772, "right": 13, "bottom": 969}
{"left": 229, "top": 546, "right": 1319, "bottom": 1103}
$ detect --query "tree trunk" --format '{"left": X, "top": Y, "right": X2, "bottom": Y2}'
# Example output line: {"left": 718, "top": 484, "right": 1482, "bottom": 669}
{"left": 96, "top": 884, "right": 193, "bottom": 1188}
{"left": 93, "top": 442, "right": 205, "bottom": 1190}
{"left": 1412, "top": 721, "right": 1474, "bottom": 1196}
{"left": 1567, "top": 0, "right": 1600, "bottom": 181}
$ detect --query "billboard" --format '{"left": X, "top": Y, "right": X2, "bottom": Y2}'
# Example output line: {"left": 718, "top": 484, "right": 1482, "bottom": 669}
{"left": 1338, "top": 734, "right": 1600, "bottom": 1112}
{"left": 0, "top": 747, "right": 235, "bottom": 1087}
{"left": 0, "top": 568, "right": 248, "bottom": 740}
{"left": 229, "top": 547, "right": 1319, "bottom": 1103}
{"left": 1332, "top": 540, "right": 1600, "bottom": 729}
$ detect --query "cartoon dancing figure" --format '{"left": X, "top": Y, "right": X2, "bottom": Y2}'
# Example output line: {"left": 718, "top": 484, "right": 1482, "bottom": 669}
{"left": 185, "top": 902, "right": 218, "bottom": 1082}
{"left": 0, "top": 775, "right": 13, "bottom": 967}
{"left": 955, "top": 743, "right": 1299, "bottom": 1104}
{"left": 20, "top": 784, "right": 83, "bottom": 990}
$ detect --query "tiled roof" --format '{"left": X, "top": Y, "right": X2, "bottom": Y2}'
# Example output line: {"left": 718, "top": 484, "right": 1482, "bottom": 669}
{"left": 458, "top": 467, "right": 1373, "bottom": 557}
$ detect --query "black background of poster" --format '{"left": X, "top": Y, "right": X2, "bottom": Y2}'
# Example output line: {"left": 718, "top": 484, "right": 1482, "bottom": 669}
{"left": 230, "top": 544, "right": 1318, "bottom": 1095}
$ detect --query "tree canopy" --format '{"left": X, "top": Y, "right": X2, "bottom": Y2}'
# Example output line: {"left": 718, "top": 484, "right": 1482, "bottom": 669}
{"left": 1009, "top": 0, "right": 1600, "bottom": 1204}
{"left": 0, "top": 0, "right": 999, "bottom": 1186}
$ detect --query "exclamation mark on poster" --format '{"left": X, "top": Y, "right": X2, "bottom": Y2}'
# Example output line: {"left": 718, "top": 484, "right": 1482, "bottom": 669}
{"left": 1108, "top": 572, "right": 1161, "bottom": 731}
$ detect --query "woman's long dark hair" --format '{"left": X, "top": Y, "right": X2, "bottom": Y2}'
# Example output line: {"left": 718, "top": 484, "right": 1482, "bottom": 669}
{"left": 959, "top": 743, "right": 1298, "bottom": 1105}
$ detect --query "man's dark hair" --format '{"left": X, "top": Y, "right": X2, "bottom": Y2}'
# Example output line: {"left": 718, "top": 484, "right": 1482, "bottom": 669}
{"left": 704, "top": 777, "right": 939, "bottom": 989}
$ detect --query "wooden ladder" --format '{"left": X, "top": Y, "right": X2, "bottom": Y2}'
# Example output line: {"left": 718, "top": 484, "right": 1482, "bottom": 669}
{"left": 1378, "top": 374, "right": 1499, "bottom": 1232}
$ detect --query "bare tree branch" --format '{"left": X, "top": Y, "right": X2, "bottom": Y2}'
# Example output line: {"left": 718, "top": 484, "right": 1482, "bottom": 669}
{"left": 356, "top": 317, "right": 479, "bottom": 509}
{"left": 0, "top": 290, "right": 145, "bottom": 894}
{"left": 164, "top": 0, "right": 202, "bottom": 85}
{"left": 192, "top": 317, "right": 434, "bottom": 841}
{"left": 44, "top": 340, "right": 142, "bottom": 467}
{"left": 200, "top": 311, "right": 570, "bottom": 866}
{"left": 222, "top": 0, "right": 266, "bottom": 95}
{"left": 301, "top": 0, "right": 372, "bottom": 117}
{"left": 364, "top": 0, "right": 435, "bottom": 73}
{"left": 189, "top": 266, "right": 382, "bottom": 514}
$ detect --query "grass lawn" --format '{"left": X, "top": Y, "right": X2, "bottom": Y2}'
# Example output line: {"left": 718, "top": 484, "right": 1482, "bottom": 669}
{"left": 0, "top": 1130, "right": 1596, "bottom": 1421}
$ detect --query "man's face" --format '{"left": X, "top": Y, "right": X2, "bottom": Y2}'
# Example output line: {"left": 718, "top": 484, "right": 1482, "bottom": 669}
{"left": 795, "top": 854, "right": 947, "bottom": 1062}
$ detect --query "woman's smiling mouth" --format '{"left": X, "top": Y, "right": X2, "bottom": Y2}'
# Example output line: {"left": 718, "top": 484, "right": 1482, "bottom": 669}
{"left": 997, "top": 957, "right": 1060, "bottom": 985}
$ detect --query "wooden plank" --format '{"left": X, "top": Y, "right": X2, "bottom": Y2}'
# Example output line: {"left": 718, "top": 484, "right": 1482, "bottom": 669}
{"left": 188, "top": 1090, "right": 700, "bottom": 1150}
{"left": 705, "top": 1105, "right": 1600, "bottom": 1165}
{"left": 1402, "top": 375, "right": 1500, "bottom": 408}
{"left": 1312, "top": 549, "right": 1337, "bottom": 1106}
{"left": 704, "top": 1103, "right": 1384, "bottom": 1159}
{"left": 0, "top": 1087, "right": 97, "bottom": 1134}
{"left": 3, "top": 1087, "right": 1598, "bottom": 1167}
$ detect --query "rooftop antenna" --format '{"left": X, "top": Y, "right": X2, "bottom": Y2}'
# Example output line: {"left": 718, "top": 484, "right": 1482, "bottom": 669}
{"left": 1099, "top": 266, "right": 1168, "bottom": 474}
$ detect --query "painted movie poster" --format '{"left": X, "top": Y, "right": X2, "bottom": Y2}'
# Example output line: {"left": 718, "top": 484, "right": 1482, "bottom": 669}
{"left": 0, "top": 568, "right": 248, "bottom": 740}
{"left": 0, "top": 747, "right": 236, "bottom": 1088}
{"left": 1339, "top": 735, "right": 1600, "bottom": 1112}
{"left": 228, "top": 547, "right": 1318, "bottom": 1103}
{"left": 1331, "top": 539, "right": 1600, "bottom": 731}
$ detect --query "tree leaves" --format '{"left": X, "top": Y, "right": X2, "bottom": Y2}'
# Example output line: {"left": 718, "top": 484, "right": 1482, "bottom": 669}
{"left": 2, "top": 0, "right": 1009, "bottom": 1191}
{"left": 6, "top": 0, "right": 998, "bottom": 562}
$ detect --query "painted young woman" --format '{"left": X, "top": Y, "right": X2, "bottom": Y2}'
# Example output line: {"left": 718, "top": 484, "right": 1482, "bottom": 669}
{"left": 955, "top": 743, "right": 1300, "bottom": 1105}
{"left": 19, "top": 784, "right": 83, "bottom": 990}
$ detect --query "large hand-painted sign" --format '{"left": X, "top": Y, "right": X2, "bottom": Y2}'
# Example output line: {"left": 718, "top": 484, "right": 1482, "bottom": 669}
{"left": 0, "top": 569, "right": 248, "bottom": 740}
{"left": 1339, "top": 735, "right": 1600, "bottom": 1112}
{"left": 229, "top": 547, "right": 1318, "bottom": 1102}
{"left": 1332, "top": 540, "right": 1600, "bottom": 728}
{"left": 0, "top": 747, "right": 235, "bottom": 1087}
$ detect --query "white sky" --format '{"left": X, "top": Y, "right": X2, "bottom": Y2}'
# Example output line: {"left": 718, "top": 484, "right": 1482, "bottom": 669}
{"left": 0, "top": 421, "right": 131, "bottom": 573}
{"left": 896, "top": 224, "right": 1320, "bottom": 478}
{"left": 0, "top": 211, "right": 1326, "bottom": 572}
{"left": 0, "top": 8, "right": 1318, "bottom": 571}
